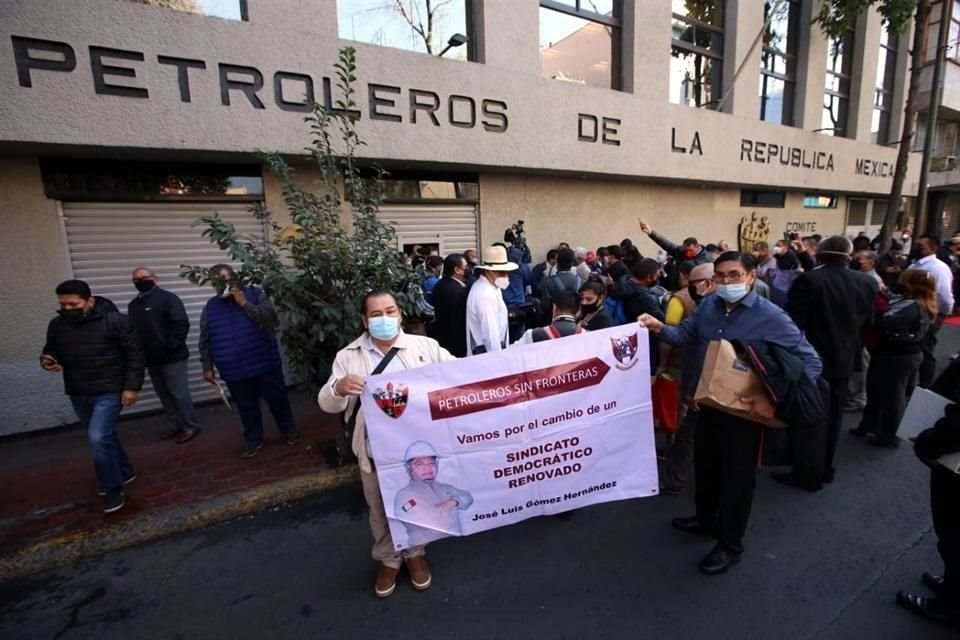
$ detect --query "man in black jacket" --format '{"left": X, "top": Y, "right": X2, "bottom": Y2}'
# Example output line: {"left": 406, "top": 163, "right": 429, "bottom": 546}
{"left": 41, "top": 280, "right": 145, "bottom": 514}
{"left": 429, "top": 254, "right": 470, "bottom": 357}
{"left": 778, "top": 235, "right": 877, "bottom": 490}
{"left": 897, "top": 404, "right": 960, "bottom": 627}
{"left": 616, "top": 258, "right": 665, "bottom": 370}
{"left": 128, "top": 267, "right": 200, "bottom": 443}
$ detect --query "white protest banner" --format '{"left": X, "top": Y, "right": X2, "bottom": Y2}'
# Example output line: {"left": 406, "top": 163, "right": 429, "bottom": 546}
{"left": 363, "top": 326, "right": 658, "bottom": 550}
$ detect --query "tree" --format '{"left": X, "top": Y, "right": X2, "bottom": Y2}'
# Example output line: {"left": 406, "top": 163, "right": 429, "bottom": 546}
{"left": 814, "top": 0, "right": 923, "bottom": 253}
{"left": 671, "top": 0, "right": 722, "bottom": 108}
{"left": 180, "top": 48, "right": 422, "bottom": 386}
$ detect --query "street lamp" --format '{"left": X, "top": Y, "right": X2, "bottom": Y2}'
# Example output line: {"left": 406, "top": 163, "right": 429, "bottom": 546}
{"left": 438, "top": 33, "right": 468, "bottom": 57}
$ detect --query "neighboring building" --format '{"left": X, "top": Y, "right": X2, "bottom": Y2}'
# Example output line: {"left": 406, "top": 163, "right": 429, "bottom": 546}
{"left": 0, "top": 0, "right": 938, "bottom": 434}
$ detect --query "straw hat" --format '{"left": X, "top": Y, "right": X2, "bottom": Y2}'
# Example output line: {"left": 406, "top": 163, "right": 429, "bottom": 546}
{"left": 476, "top": 245, "right": 519, "bottom": 271}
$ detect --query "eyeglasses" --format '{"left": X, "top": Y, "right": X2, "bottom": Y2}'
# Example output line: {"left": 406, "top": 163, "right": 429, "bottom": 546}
{"left": 713, "top": 271, "right": 747, "bottom": 284}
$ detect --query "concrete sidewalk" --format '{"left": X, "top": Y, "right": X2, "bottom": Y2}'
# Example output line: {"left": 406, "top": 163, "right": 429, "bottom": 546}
{"left": 0, "top": 390, "right": 355, "bottom": 580}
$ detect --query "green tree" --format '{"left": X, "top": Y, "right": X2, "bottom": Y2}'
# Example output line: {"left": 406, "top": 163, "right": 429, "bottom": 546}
{"left": 814, "top": 0, "right": 924, "bottom": 253}
{"left": 180, "top": 47, "right": 421, "bottom": 386}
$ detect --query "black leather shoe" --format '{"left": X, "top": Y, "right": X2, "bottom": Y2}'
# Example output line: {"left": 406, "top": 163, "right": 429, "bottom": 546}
{"left": 822, "top": 468, "right": 835, "bottom": 484}
{"left": 671, "top": 515, "right": 714, "bottom": 537}
{"left": 176, "top": 428, "right": 200, "bottom": 444}
{"left": 699, "top": 545, "right": 742, "bottom": 575}
{"left": 770, "top": 470, "right": 822, "bottom": 492}
{"left": 922, "top": 572, "right": 947, "bottom": 595}
{"left": 896, "top": 591, "right": 955, "bottom": 626}
{"left": 848, "top": 426, "right": 872, "bottom": 437}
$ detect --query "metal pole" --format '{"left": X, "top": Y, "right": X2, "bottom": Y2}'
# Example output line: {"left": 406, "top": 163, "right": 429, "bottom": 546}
{"left": 915, "top": 0, "right": 951, "bottom": 237}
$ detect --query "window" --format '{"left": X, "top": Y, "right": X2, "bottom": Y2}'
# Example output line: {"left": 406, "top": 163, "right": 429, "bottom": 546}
{"left": 539, "top": 1, "right": 623, "bottom": 90}
{"left": 924, "top": 1, "right": 960, "bottom": 63}
{"left": 821, "top": 29, "right": 855, "bottom": 137}
{"left": 40, "top": 159, "right": 263, "bottom": 201}
{"left": 670, "top": 0, "right": 724, "bottom": 109}
{"left": 337, "top": 0, "right": 473, "bottom": 60}
{"left": 124, "top": 0, "right": 247, "bottom": 20}
{"left": 872, "top": 29, "right": 898, "bottom": 145}
{"left": 760, "top": 0, "right": 800, "bottom": 126}
{"left": 803, "top": 194, "right": 838, "bottom": 208}
{"left": 741, "top": 189, "right": 786, "bottom": 207}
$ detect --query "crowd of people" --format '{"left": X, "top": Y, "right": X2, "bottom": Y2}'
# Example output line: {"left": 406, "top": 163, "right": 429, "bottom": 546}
{"left": 38, "top": 219, "right": 960, "bottom": 626}
{"left": 388, "top": 219, "right": 957, "bottom": 625}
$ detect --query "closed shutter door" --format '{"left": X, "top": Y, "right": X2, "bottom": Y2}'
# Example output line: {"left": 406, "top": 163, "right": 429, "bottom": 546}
{"left": 376, "top": 203, "right": 479, "bottom": 254}
{"left": 62, "top": 201, "right": 264, "bottom": 414}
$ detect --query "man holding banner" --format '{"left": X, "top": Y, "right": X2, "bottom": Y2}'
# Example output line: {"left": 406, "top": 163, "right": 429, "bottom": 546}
{"left": 318, "top": 291, "right": 455, "bottom": 599}
{"left": 639, "top": 251, "right": 822, "bottom": 575}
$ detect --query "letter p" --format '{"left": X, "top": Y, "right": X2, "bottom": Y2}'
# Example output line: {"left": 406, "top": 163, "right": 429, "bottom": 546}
{"left": 12, "top": 36, "right": 77, "bottom": 88}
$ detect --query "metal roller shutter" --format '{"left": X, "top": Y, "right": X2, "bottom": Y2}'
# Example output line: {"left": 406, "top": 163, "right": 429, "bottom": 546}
{"left": 376, "top": 203, "right": 479, "bottom": 254}
{"left": 62, "top": 201, "right": 265, "bottom": 414}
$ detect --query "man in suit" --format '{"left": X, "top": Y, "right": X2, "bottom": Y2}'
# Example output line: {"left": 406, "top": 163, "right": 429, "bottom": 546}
{"left": 429, "top": 253, "right": 470, "bottom": 358}
{"left": 777, "top": 235, "right": 877, "bottom": 491}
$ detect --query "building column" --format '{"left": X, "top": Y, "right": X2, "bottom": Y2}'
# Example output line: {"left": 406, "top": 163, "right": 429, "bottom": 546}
{"left": 721, "top": 0, "right": 763, "bottom": 117}
{"left": 848, "top": 9, "right": 883, "bottom": 141}
{"left": 248, "top": 0, "right": 338, "bottom": 38}
{"left": 623, "top": 0, "right": 669, "bottom": 98}
{"left": 887, "top": 19, "right": 913, "bottom": 147}
{"left": 470, "top": 0, "right": 540, "bottom": 75}
{"left": 796, "top": 0, "right": 828, "bottom": 130}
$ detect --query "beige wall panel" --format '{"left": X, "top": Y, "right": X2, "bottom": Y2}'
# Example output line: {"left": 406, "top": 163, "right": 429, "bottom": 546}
{"left": 479, "top": 174, "right": 845, "bottom": 263}
{"left": 0, "top": 0, "right": 913, "bottom": 196}
{"left": 0, "top": 157, "right": 76, "bottom": 434}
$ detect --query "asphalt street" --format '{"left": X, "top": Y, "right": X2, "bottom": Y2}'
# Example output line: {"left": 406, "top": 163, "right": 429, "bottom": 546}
{"left": 4, "top": 331, "right": 960, "bottom": 640}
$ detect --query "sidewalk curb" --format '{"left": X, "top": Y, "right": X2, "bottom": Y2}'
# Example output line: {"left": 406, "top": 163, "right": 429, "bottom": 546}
{"left": 0, "top": 464, "right": 359, "bottom": 582}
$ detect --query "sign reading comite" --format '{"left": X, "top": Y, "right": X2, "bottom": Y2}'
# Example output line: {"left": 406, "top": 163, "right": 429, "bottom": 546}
{"left": 363, "top": 327, "right": 658, "bottom": 550}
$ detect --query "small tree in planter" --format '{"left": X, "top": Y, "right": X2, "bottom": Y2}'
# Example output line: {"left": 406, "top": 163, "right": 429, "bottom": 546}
{"left": 181, "top": 47, "right": 423, "bottom": 387}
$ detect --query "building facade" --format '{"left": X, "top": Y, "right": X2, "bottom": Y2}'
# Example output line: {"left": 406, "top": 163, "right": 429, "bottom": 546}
{"left": 0, "top": 0, "right": 943, "bottom": 434}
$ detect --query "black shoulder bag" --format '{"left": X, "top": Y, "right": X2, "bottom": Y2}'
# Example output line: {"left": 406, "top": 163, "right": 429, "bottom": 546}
{"left": 335, "top": 347, "right": 400, "bottom": 466}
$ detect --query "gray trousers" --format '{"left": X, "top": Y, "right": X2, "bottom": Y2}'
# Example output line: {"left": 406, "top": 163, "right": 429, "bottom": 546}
{"left": 662, "top": 403, "right": 698, "bottom": 490}
{"left": 845, "top": 348, "right": 869, "bottom": 409}
{"left": 360, "top": 467, "right": 425, "bottom": 568}
{"left": 148, "top": 359, "right": 199, "bottom": 431}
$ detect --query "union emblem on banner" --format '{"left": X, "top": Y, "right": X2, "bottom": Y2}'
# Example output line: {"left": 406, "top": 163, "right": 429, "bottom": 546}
{"left": 373, "top": 382, "right": 409, "bottom": 418}
{"left": 610, "top": 333, "right": 639, "bottom": 370}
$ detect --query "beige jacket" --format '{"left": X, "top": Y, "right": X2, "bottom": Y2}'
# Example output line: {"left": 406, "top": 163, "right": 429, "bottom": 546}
{"left": 317, "top": 331, "right": 455, "bottom": 473}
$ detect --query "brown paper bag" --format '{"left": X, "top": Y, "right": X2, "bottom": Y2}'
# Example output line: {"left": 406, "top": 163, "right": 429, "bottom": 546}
{"left": 694, "top": 340, "right": 785, "bottom": 428}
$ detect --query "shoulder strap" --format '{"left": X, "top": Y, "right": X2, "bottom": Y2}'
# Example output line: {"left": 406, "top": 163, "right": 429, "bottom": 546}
{"left": 548, "top": 325, "right": 562, "bottom": 339}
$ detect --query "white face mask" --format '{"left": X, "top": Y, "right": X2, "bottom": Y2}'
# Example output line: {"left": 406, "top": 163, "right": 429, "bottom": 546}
{"left": 772, "top": 246, "right": 782, "bottom": 256}
{"left": 495, "top": 276, "right": 510, "bottom": 290}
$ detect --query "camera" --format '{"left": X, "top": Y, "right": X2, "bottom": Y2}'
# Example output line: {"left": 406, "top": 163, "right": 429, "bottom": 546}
{"left": 504, "top": 219, "right": 532, "bottom": 264}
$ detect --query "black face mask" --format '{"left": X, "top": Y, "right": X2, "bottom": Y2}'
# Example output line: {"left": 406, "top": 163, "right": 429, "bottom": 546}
{"left": 58, "top": 308, "right": 87, "bottom": 324}
{"left": 134, "top": 279, "right": 156, "bottom": 293}
{"left": 581, "top": 301, "right": 600, "bottom": 314}
{"left": 688, "top": 285, "right": 704, "bottom": 303}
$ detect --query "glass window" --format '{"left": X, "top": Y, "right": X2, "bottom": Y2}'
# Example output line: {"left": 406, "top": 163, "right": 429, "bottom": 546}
{"left": 539, "top": 1, "right": 623, "bottom": 90}
{"left": 741, "top": 189, "right": 786, "bottom": 207}
{"left": 124, "top": 0, "right": 247, "bottom": 20}
{"left": 760, "top": 0, "right": 800, "bottom": 125}
{"left": 40, "top": 160, "right": 263, "bottom": 201}
{"left": 337, "top": 0, "right": 473, "bottom": 60}
{"left": 925, "top": 1, "right": 960, "bottom": 62}
{"left": 803, "top": 194, "right": 838, "bottom": 208}
{"left": 670, "top": 0, "right": 724, "bottom": 109}
{"left": 820, "top": 29, "right": 854, "bottom": 137}
{"left": 872, "top": 29, "right": 898, "bottom": 145}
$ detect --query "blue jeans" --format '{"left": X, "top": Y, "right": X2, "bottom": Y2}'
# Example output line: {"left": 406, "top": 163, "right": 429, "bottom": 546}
{"left": 70, "top": 393, "right": 133, "bottom": 492}
{"left": 148, "top": 359, "right": 199, "bottom": 431}
{"left": 225, "top": 367, "right": 296, "bottom": 447}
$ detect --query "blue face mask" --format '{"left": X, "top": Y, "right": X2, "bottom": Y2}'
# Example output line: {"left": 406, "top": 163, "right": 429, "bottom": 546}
{"left": 368, "top": 316, "right": 400, "bottom": 341}
{"left": 716, "top": 283, "right": 749, "bottom": 304}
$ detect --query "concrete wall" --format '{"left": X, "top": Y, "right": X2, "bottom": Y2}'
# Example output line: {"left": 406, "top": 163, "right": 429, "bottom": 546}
{"left": 0, "top": 0, "right": 915, "bottom": 196}
{"left": 478, "top": 174, "right": 845, "bottom": 263}
{"left": 0, "top": 157, "right": 76, "bottom": 434}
